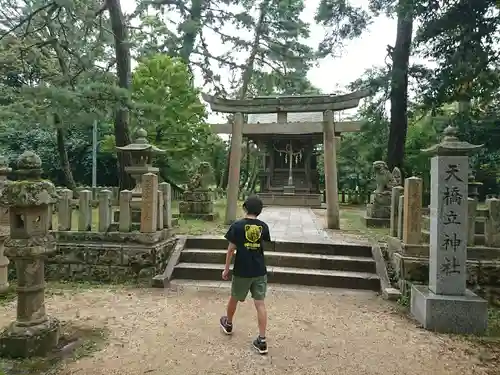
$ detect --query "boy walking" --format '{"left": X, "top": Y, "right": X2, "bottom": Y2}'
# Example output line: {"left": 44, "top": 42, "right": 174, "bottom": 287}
{"left": 219, "top": 195, "right": 271, "bottom": 354}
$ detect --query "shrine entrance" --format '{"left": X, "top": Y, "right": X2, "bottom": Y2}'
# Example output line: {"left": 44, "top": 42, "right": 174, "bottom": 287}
{"left": 204, "top": 91, "right": 370, "bottom": 229}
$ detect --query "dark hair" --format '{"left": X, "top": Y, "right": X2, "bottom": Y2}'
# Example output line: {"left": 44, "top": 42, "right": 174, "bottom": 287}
{"left": 243, "top": 195, "right": 263, "bottom": 216}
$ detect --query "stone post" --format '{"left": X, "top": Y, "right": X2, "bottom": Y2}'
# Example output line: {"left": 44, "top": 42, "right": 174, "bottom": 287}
{"left": 402, "top": 177, "right": 422, "bottom": 245}
{"left": 0, "top": 151, "right": 60, "bottom": 357}
{"left": 225, "top": 112, "right": 244, "bottom": 224}
{"left": 467, "top": 197, "right": 478, "bottom": 246}
{"left": 485, "top": 198, "right": 500, "bottom": 247}
{"left": 397, "top": 195, "right": 404, "bottom": 240}
{"left": 159, "top": 182, "right": 172, "bottom": 228}
{"left": 57, "top": 189, "right": 73, "bottom": 231}
{"left": 157, "top": 190, "right": 164, "bottom": 230}
{"left": 78, "top": 190, "right": 92, "bottom": 231}
{"left": 119, "top": 190, "right": 132, "bottom": 232}
{"left": 410, "top": 125, "right": 487, "bottom": 335}
{"left": 98, "top": 189, "right": 112, "bottom": 232}
{"left": 140, "top": 173, "right": 158, "bottom": 233}
{"left": 390, "top": 186, "right": 404, "bottom": 237}
{"left": 323, "top": 110, "right": 340, "bottom": 229}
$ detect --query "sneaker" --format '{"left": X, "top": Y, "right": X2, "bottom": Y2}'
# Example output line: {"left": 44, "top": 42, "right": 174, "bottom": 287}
{"left": 220, "top": 316, "right": 233, "bottom": 335}
{"left": 252, "top": 336, "right": 268, "bottom": 354}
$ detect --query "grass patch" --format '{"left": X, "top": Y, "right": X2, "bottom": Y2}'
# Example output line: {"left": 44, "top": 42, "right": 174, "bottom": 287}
{"left": 0, "top": 286, "right": 16, "bottom": 306}
{"left": 324, "top": 205, "right": 391, "bottom": 242}
{"left": 173, "top": 199, "right": 244, "bottom": 236}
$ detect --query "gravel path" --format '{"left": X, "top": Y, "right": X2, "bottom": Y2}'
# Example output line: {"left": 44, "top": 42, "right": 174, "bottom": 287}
{"left": 0, "top": 283, "right": 489, "bottom": 375}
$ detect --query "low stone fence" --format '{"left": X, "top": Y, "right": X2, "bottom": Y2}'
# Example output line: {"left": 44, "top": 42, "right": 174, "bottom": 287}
{"left": 69, "top": 185, "right": 185, "bottom": 201}
{"left": 45, "top": 178, "right": 178, "bottom": 283}
{"left": 385, "top": 178, "right": 500, "bottom": 304}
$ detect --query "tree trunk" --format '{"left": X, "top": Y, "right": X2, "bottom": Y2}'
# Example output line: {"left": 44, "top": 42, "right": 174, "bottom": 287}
{"left": 387, "top": 0, "right": 414, "bottom": 171}
{"left": 44, "top": 21, "right": 77, "bottom": 190}
{"left": 223, "top": 0, "right": 270, "bottom": 189}
{"left": 54, "top": 117, "right": 77, "bottom": 190}
{"left": 107, "top": 0, "right": 134, "bottom": 189}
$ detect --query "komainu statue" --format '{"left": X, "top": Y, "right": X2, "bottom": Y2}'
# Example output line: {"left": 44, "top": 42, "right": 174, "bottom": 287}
{"left": 372, "top": 161, "right": 402, "bottom": 193}
{"left": 364, "top": 161, "right": 402, "bottom": 227}
{"left": 187, "top": 161, "right": 213, "bottom": 191}
{"left": 179, "top": 161, "right": 218, "bottom": 221}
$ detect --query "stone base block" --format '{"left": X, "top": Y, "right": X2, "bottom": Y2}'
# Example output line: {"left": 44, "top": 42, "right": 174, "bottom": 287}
{"left": 0, "top": 317, "right": 60, "bottom": 358}
{"left": 363, "top": 216, "right": 390, "bottom": 228}
{"left": 366, "top": 203, "right": 390, "bottom": 218}
{"left": 179, "top": 201, "right": 214, "bottom": 215}
{"left": 410, "top": 285, "right": 488, "bottom": 335}
{"left": 179, "top": 213, "right": 218, "bottom": 221}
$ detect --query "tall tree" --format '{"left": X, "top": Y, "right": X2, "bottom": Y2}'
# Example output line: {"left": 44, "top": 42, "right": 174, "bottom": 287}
{"left": 386, "top": 0, "right": 414, "bottom": 171}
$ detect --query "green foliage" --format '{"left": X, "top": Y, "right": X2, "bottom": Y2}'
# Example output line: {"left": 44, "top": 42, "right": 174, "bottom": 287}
{"left": 131, "top": 54, "right": 218, "bottom": 183}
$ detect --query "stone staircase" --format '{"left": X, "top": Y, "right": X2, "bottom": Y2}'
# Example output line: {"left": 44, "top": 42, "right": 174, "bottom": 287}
{"left": 171, "top": 236, "right": 380, "bottom": 291}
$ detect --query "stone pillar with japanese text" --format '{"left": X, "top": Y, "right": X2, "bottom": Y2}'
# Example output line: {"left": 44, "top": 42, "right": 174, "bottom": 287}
{"left": 410, "top": 125, "right": 487, "bottom": 335}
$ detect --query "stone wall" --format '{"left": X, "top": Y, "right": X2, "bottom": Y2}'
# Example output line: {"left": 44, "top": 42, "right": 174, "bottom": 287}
{"left": 386, "top": 238, "right": 500, "bottom": 306}
{"left": 46, "top": 234, "right": 177, "bottom": 283}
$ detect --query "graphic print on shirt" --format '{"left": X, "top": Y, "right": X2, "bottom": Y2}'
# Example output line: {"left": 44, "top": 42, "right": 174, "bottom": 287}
{"left": 244, "top": 224, "right": 263, "bottom": 250}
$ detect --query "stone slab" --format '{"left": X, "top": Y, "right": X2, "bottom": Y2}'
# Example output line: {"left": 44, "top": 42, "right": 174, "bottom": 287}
{"left": 363, "top": 216, "right": 390, "bottom": 228}
{"left": 258, "top": 193, "right": 322, "bottom": 208}
{"left": 371, "top": 243, "right": 400, "bottom": 301}
{"left": 410, "top": 284, "right": 487, "bottom": 335}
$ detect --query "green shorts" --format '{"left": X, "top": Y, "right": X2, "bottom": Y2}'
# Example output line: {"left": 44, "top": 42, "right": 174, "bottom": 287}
{"left": 231, "top": 275, "right": 267, "bottom": 302}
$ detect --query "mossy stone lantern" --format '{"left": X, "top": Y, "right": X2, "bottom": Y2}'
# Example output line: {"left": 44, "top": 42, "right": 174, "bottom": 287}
{"left": 116, "top": 128, "right": 166, "bottom": 196}
{"left": 115, "top": 129, "right": 165, "bottom": 225}
{"left": 0, "top": 151, "right": 60, "bottom": 358}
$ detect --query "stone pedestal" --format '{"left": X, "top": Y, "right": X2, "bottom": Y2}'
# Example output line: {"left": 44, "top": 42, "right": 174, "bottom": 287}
{"left": 411, "top": 285, "right": 487, "bottom": 334}
{"left": 364, "top": 191, "right": 391, "bottom": 227}
{"left": 410, "top": 126, "right": 487, "bottom": 335}
{"left": 179, "top": 190, "right": 218, "bottom": 221}
{"left": 0, "top": 151, "right": 60, "bottom": 357}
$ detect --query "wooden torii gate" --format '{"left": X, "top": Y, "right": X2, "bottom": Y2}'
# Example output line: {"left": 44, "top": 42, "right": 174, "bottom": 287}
{"left": 203, "top": 90, "right": 371, "bottom": 229}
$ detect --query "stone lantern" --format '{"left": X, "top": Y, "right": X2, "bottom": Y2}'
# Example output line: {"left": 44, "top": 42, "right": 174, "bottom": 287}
{"left": 467, "top": 170, "right": 482, "bottom": 200}
{"left": 116, "top": 128, "right": 166, "bottom": 194}
{"left": 115, "top": 128, "right": 165, "bottom": 224}
{"left": 0, "top": 151, "right": 60, "bottom": 358}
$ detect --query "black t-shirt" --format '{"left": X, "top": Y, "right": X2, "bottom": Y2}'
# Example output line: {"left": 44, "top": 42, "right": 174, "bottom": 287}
{"left": 225, "top": 218, "right": 271, "bottom": 278}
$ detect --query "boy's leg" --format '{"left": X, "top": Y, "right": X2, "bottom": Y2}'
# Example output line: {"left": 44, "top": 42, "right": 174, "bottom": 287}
{"left": 220, "top": 276, "right": 252, "bottom": 335}
{"left": 250, "top": 275, "right": 268, "bottom": 354}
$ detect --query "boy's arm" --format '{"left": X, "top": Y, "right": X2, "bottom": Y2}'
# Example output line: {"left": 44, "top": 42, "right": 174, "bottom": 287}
{"left": 224, "top": 242, "right": 236, "bottom": 272}
{"left": 263, "top": 224, "right": 271, "bottom": 242}
{"left": 224, "top": 224, "right": 237, "bottom": 273}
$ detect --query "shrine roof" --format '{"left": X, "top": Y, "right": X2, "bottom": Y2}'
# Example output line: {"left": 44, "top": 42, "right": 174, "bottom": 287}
{"left": 248, "top": 112, "right": 323, "bottom": 124}
{"left": 202, "top": 89, "right": 371, "bottom": 113}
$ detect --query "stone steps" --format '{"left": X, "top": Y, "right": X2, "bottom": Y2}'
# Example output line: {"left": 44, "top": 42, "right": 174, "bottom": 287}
{"left": 180, "top": 249, "right": 377, "bottom": 273}
{"left": 172, "top": 263, "right": 380, "bottom": 291}
{"left": 171, "top": 236, "right": 380, "bottom": 292}
{"left": 184, "top": 236, "right": 373, "bottom": 257}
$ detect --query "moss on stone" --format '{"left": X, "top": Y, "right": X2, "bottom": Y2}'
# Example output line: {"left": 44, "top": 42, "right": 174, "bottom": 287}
{"left": 0, "top": 180, "right": 58, "bottom": 207}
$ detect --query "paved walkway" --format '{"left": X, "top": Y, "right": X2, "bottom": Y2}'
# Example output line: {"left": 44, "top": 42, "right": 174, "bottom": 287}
{"left": 259, "top": 206, "right": 333, "bottom": 243}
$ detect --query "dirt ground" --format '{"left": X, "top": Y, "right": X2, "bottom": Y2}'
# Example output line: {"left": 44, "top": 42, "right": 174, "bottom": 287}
{"left": 0, "top": 282, "right": 492, "bottom": 375}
